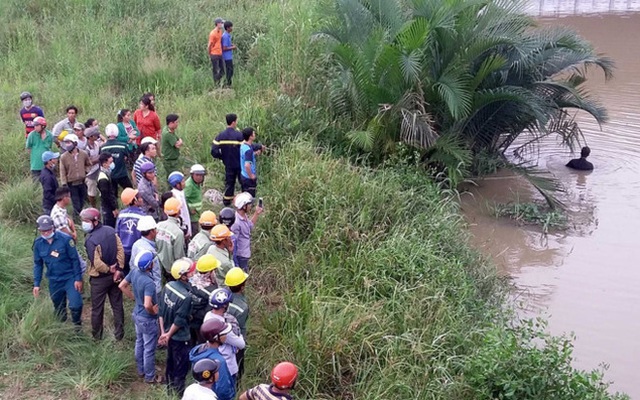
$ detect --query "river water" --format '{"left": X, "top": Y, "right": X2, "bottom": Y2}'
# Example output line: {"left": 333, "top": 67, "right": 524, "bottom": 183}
{"left": 462, "top": 13, "right": 640, "bottom": 398}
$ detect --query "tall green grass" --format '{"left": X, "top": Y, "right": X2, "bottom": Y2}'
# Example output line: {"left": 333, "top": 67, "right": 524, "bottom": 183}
{"left": 0, "top": 0, "right": 628, "bottom": 399}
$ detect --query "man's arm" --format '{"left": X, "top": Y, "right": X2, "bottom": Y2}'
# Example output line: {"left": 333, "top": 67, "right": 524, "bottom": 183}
{"left": 144, "top": 294, "right": 158, "bottom": 315}
{"left": 244, "top": 162, "right": 254, "bottom": 180}
{"left": 33, "top": 241, "right": 44, "bottom": 296}
{"left": 118, "top": 279, "right": 134, "bottom": 300}
{"left": 174, "top": 233, "right": 186, "bottom": 260}
{"left": 116, "top": 236, "right": 125, "bottom": 270}
{"left": 59, "top": 156, "right": 68, "bottom": 185}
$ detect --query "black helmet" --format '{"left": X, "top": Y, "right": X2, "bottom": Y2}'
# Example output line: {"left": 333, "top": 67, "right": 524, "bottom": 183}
{"left": 219, "top": 207, "right": 235, "bottom": 227}
{"left": 20, "top": 91, "right": 32, "bottom": 100}
{"left": 200, "top": 318, "right": 232, "bottom": 343}
{"left": 192, "top": 359, "right": 220, "bottom": 382}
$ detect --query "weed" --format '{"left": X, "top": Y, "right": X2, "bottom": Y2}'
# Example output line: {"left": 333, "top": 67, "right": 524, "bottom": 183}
{"left": 493, "top": 201, "right": 569, "bottom": 233}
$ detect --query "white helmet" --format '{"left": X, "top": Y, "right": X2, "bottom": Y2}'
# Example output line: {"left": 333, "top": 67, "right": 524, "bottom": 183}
{"left": 105, "top": 123, "right": 119, "bottom": 138}
{"left": 137, "top": 215, "right": 157, "bottom": 231}
{"left": 234, "top": 192, "right": 254, "bottom": 209}
{"left": 190, "top": 164, "right": 206, "bottom": 175}
{"left": 140, "top": 136, "right": 158, "bottom": 145}
{"left": 63, "top": 133, "right": 79, "bottom": 143}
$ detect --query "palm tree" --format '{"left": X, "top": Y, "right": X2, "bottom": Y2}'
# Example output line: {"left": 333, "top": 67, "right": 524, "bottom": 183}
{"left": 318, "top": 0, "right": 614, "bottom": 194}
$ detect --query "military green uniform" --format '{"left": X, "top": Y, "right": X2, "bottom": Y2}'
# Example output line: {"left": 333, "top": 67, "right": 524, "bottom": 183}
{"left": 155, "top": 216, "right": 185, "bottom": 276}
{"left": 183, "top": 176, "right": 203, "bottom": 221}
{"left": 187, "top": 229, "right": 214, "bottom": 260}
{"left": 207, "top": 245, "right": 234, "bottom": 287}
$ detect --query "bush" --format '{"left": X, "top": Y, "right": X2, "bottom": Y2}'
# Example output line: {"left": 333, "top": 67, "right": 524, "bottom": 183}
{"left": 0, "top": 180, "right": 42, "bottom": 224}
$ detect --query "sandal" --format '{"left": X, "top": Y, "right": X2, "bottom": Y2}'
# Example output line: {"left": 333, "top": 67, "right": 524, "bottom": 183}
{"left": 145, "top": 374, "right": 165, "bottom": 384}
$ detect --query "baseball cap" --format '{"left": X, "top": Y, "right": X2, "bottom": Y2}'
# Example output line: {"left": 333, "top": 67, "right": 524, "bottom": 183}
{"left": 215, "top": 17, "right": 224, "bottom": 24}
{"left": 85, "top": 126, "right": 100, "bottom": 138}
{"left": 36, "top": 215, "right": 54, "bottom": 231}
{"left": 140, "top": 136, "right": 158, "bottom": 145}
{"left": 73, "top": 122, "right": 85, "bottom": 131}
{"left": 33, "top": 117, "right": 47, "bottom": 127}
{"left": 42, "top": 151, "right": 60, "bottom": 163}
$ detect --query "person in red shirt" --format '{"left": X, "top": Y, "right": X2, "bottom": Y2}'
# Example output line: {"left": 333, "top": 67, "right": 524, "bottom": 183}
{"left": 208, "top": 18, "right": 225, "bottom": 87}
{"left": 133, "top": 95, "right": 161, "bottom": 152}
{"left": 19, "top": 91, "right": 45, "bottom": 138}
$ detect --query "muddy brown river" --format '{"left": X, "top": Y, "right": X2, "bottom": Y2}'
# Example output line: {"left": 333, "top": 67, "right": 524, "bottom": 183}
{"left": 462, "top": 12, "right": 640, "bottom": 398}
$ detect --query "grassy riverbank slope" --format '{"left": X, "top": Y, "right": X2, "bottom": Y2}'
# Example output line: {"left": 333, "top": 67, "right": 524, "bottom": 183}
{"left": 0, "top": 0, "right": 627, "bottom": 399}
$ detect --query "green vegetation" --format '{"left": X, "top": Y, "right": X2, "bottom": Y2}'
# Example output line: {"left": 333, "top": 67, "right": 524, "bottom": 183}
{"left": 493, "top": 201, "right": 569, "bottom": 232}
{"left": 0, "top": 0, "right": 627, "bottom": 399}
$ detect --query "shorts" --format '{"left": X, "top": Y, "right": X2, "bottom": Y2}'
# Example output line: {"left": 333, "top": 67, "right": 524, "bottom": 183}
{"left": 86, "top": 177, "right": 98, "bottom": 197}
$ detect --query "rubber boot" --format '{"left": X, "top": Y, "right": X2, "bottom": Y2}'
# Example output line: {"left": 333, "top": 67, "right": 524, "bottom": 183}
{"left": 70, "top": 307, "right": 83, "bottom": 326}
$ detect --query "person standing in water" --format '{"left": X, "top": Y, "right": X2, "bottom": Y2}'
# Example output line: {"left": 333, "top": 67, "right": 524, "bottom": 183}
{"left": 566, "top": 146, "right": 594, "bottom": 171}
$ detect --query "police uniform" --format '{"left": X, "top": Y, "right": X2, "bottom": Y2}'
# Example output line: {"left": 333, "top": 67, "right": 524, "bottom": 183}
{"left": 33, "top": 231, "right": 83, "bottom": 324}
{"left": 210, "top": 127, "right": 243, "bottom": 206}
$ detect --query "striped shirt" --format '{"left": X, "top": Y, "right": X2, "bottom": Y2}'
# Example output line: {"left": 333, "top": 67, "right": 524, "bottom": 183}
{"left": 245, "top": 384, "right": 292, "bottom": 400}
{"left": 133, "top": 155, "right": 155, "bottom": 184}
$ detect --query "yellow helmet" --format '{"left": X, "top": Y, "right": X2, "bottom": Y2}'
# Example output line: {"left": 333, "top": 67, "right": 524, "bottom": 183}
{"left": 199, "top": 211, "right": 218, "bottom": 228}
{"left": 196, "top": 254, "right": 221, "bottom": 273}
{"left": 225, "top": 267, "right": 248, "bottom": 287}
{"left": 171, "top": 258, "right": 196, "bottom": 280}
{"left": 58, "top": 130, "right": 69, "bottom": 141}
{"left": 210, "top": 224, "right": 233, "bottom": 241}
{"left": 164, "top": 197, "right": 181, "bottom": 216}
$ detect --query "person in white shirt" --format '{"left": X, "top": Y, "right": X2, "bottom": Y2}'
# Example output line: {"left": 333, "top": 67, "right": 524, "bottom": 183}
{"left": 182, "top": 359, "right": 220, "bottom": 400}
{"left": 168, "top": 171, "right": 192, "bottom": 239}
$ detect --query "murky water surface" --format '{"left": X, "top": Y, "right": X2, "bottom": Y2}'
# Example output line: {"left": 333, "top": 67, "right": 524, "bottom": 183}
{"left": 463, "top": 13, "right": 640, "bottom": 397}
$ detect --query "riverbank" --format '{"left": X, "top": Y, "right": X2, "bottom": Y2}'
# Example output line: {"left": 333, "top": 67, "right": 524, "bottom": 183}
{"left": 0, "top": 0, "right": 629, "bottom": 398}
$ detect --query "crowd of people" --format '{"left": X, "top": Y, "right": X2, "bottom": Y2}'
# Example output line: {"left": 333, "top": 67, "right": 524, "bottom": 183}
{"left": 24, "top": 88, "right": 297, "bottom": 399}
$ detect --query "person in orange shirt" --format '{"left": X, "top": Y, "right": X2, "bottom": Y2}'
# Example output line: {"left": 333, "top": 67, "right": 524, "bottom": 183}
{"left": 208, "top": 18, "right": 225, "bottom": 87}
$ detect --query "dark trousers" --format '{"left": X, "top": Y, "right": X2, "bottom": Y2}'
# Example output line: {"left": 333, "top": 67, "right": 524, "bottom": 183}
{"left": 235, "top": 348, "right": 246, "bottom": 387}
{"left": 240, "top": 176, "right": 257, "bottom": 198}
{"left": 102, "top": 208, "right": 116, "bottom": 228}
{"left": 224, "top": 59, "right": 234, "bottom": 87}
{"left": 223, "top": 167, "right": 242, "bottom": 206}
{"left": 50, "top": 278, "right": 83, "bottom": 325}
{"left": 68, "top": 182, "right": 87, "bottom": 218}
{"left": 210, "top": 55, "right": 224, "bottom": 85}
{"left": 166, "top": 339, "right": 191, "bottom": 397}
{"left": 90, "top": 274, "right": 125, "bottom": 340}
{"left": 123, "top": 252, "right": 131, "bottom": 277}
{"left": 111, "top": 175, "right": 133, "bottom": 197}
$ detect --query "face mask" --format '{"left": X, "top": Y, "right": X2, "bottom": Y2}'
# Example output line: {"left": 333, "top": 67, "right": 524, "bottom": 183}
{"left": 81, "top": 221, "right": 94, "bottom": 233}
{"left": 23, "top": 99, "right": 32, "bottom": 108}
{"left": 41, "top": 232, "right": 54, "bottom": 240}
{"left": 109, "top": 162, "right": 115, "bottom": 171}
{"left": 63, "top": 142, "right": 75, "bottom": 152}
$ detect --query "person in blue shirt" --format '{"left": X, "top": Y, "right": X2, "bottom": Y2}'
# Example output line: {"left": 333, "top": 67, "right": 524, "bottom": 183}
{"left": 222, "top": 21, "right": 236, "bottom": 87}
{"left": 116, "top": 188, "right": 146, "bottom": 276}
{"left": 190, "top": 318, "right": 236, "bottom": 400}
{"left": 239, "top": 127, "right": 264, "bottom": 198}
{"left": 119, "top": 250, "right": 163, "bottom": 384}
{"left": 32, "top": 215, "right": 83, "bottom": 326}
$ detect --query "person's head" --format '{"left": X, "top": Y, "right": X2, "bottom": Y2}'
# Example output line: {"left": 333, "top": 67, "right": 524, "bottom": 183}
{"left": 140, "top": 142, "right": 157, "bottom": 158}
{"left": 218, "top": 207, "right": 235, "bottom": 228}
{"left": 164, "top": 197, "right": 181, "bottom": 217}
{"left": 196, "top": 254, "right": 221, "bottom": 281}
{"left": 62, "top": 133, "right": 79, "bottom": 152}
{"left": 117, "top": 109, "right": 131, "bottom": 123}
{"left": 581, "top": 146, "right": 591, "bottom": 158}
{"left": 225, "top": 267, "right": 248, "bottom": 293}
{"left": 200, "top": 318, "right": 232, "bottom": 345}
{"left": 271, "top": 362, "right": 299, "bottom": 392}
{"left": 170, "top": 257, "right": 196, "bottom": 281}
{"left": 210, "top": 224, "right": 234, "bottom": 250}
{"left": 85, "top": 126, "right": 100, "bottom": 142}
{"left": 242, "top": 127, "right": 256, "bottom": 142}
{"left": 168, "top": 171, "right": 185, "bottom": 190}
{"left": 224, "top": 20, "right": 233, "bottom": 33}
{"left": 33, "top": 116, "right": 46, "bottom": 133}
{"left": 166, "top": 114, "right": 179, "bottom": 131}
{"left": 73, "top": 122, "right": 85, "bottom": 138}
{"left": 55, "top": 186, "right": 71, "bottom": 206}
{"left": 20, "top": 91, "right": 33, "bottom": 108}
{"left": 234, "top": 192, "right": 254, "bottom": 214}
{"left": 84, "top": 118, "right": 98, "bottom": 128}
{"left": 42, "top": 151, "right": 60, "bottom": 169}
{"left": 189, "top": 164, "right": 206, "bottom": 184}
{"left": 79, "top": 207, "right": 101, "bottom": 233}
{"left": 137, "top": 215, "right": 158, "bottom": 240}
{"left": 143, "top": 92, "right": 155, "bottom": 107}
{"left": 214, "top": 17, "right": 224, "bottom": 29}
{"left": 199, "top": 210, "right": 217, "bottom": 231}
{"left": 99, "top": 152, "right": 113, "bottom": 170}
{"left": 66, "top": 106, "right": 78, "bottom": 122}
{"left": 208, "top": 287, "right": 232, "bottom": 312}
{"left": 134, "top": 250, "right": 155, "bottom": 273}
{"left": 121, "top": 188, "right": 141, "bottom": 208}
{"left": 226, "top": 113, "right": 237, "bottom": 127}
{"left": 192, "top": 359, "right": 220, "bottom": 387}
{"left": 140, "top": 96, "right": 155, "bottom": 112}
{"left": 105, "top": 123, "right": 119, "bottom": 140}
{"left": 140, "top": 161, "right": 156, "bottom": 181}
{"left": 36, "top": 215, "right": 55, "bottom": 240}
